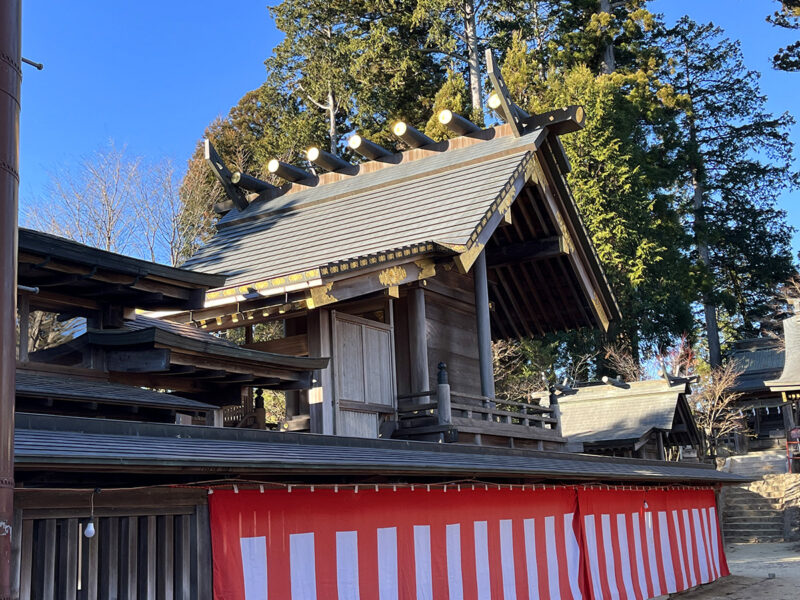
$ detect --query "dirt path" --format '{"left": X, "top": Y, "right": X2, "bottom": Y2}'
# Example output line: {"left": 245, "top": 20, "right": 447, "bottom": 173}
{"left": 673, "top": 542, "right": 800, "bottom": 599}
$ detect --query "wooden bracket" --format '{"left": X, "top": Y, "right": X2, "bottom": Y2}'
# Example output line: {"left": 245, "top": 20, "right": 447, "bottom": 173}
{"left": 486, "top": 50, "right": 525, "bottom": 138}
{"left": 204, "top": 139, "right": 248, "bottom": 211}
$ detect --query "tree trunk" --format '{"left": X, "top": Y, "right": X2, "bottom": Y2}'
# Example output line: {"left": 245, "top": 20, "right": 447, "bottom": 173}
{"left": 693, "top": 172, "right": 722, "bottom": 368}
{"left": 327, "top": 87, "right": 337, "bottom": 154}
{"left": 599, "top": 0, "right": 616, "bottom": 74}
{"left": 463, "top": 0, "right": 483, "bottom": 120}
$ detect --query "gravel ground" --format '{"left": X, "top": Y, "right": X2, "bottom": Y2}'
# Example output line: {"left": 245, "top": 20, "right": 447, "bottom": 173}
{"left": 671, "top": 542, "right": 800, "bottom": 599}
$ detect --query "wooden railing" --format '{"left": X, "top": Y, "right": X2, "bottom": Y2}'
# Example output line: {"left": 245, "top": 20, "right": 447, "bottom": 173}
{"left": 395, "top": 364, "right": 561, "bottom": 444}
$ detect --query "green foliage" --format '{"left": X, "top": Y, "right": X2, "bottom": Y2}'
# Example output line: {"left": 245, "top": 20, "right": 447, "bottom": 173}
{"left": 423, "top": 69, "right": 470, "bottom": 141}
{"left": 767, "top": 0, "right": 800, "bottom": 71}
{"left": 179, "top": 1, "right": 798, "bottom": 377}
{"left": 661, "top": 18, "right": 798, "bottom": 343}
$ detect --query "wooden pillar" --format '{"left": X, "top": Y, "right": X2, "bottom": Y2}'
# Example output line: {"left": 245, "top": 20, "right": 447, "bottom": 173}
{"left": 474, "top": 250, "right": 495, "bottom": 400}
{"left": 407, "top": 286, "right": 429, "bottom": 401}
{"left": 307, "top": 309, "right": 334, "bottom": 434}
{"left": 657, "top": 431, "right": 666, "bottom": 461}
{"left": 0, "top": 1, "right": 21, "bottom": 595}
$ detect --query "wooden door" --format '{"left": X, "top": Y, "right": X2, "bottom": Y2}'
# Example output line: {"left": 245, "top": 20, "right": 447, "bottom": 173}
{"left": 332, "top": 311, "right": 396, "bottom": 437}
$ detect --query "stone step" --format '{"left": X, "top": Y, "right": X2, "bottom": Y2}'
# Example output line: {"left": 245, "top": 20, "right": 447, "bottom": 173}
{"left": 723, "top": 514, "right": 783, "bottom": 524}
{"left": 724, "top": 535, "right": 784, "bottom": 543}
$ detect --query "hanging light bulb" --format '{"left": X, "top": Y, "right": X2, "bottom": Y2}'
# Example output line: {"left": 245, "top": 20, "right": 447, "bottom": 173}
{"left": 84, "top": 519, "right": 96, "bottom": 539}
{"left": 84, "top": 488, "right": 100, "bottom": 538}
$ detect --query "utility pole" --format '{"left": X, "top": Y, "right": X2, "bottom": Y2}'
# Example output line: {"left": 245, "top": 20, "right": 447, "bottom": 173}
{"left": 0, "top": 1, "right": 21, "bottom": 597}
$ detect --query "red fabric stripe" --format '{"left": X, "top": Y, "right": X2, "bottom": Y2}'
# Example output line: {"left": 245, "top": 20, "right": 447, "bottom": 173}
{"left": 609, "top": 515, "right": 628, "bottom": 600}
{"left": 313, "top": 526, "right": 337, "bottom": 597}
{"left": 512, "top": 518, "right": 529, "bottom": 600}
{"left": 460, "top": 516, "right": 478, "bottom": 600}
{"left": 487, "top": 517, "right": 505, "bottom": 598}
{"left": 667, "top": 512, "right": 686, "bottom": 592}
{"left": 358, "top": 522, "right": 379, "bottom": 598}
{"left": 535, "top": 515, "right": 550, "bottom": 599}
{"left": 430, "top": 521, "right": 450, "bottom": 599}
{"left": 624, "top": 512, "right": 643, "bottom": 600}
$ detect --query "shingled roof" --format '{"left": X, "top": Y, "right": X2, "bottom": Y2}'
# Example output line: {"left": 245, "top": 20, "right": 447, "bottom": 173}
{"left": 554, "top": 380, "right": 699, "bottom": 446}
{"left": 14, "top": 413, "right": 742, "bottom": 484}
{"left": 181, "top": 120, "right": 620, "bottom": 337}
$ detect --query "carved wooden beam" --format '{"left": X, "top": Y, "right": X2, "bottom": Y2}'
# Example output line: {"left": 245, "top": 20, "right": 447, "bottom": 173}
{"left": 204, "top": 139, "right": 248, "bottom": 211}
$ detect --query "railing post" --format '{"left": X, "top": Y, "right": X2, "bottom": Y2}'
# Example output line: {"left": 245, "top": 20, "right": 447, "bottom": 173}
{"left": 547, "top": 385, "right": 563, "bottom": 437}
{"left": 437, "top": 362, "right": 451, "bottom": 426}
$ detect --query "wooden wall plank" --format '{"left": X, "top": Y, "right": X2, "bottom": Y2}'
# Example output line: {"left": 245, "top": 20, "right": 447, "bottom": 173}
{"left": 123, "top": 516, "right": 138, "bottom": 599}
{"left": 195, "top": 505, "right": 213, "bottom": 600}
{"left": 19, "top": 519, "right": 33, "bottom": 600}
{"left": 158, "top": 515, "right": 174, "bottom": 600}
{"left": 64, "top": 518, "right": 79, "bottom": 600}
{"left": 145, "top": 516, "right": 157, "bottom": 599}
{"left": 10, "top": 509, "right": 22, "bottom": 597}
{"left": 85, "top": 523, "right": 99, "bottom": 600}
{"left": 176, "top": 515, "right": 192, "bottom": 599}
{"left": 42, "top": 519, "right": 56, "bottom": 600}
{"left": 98, "top": 517, "right": 119, "bottom": 599}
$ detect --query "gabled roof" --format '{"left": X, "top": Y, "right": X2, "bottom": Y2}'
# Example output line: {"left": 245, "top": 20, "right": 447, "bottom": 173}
{"left": 18, "top": 228, "right": 227, "bottom": 312}
{"left": 181, "top": 121, "right": 620, "bottom": 336}
{"left": 184, "top": 130, "right": 541, "bottom": 291}
{"left": 14, "top": 413, "right": 743, "bottom": 484}
{"left": 554, "top": 380, "right": 698, "bottom": 446}
{"left": 728, "top": 338, "right": 784, "bottom": 394}
{"left": 29, "top": 315, "right": 328, "bottom": 394}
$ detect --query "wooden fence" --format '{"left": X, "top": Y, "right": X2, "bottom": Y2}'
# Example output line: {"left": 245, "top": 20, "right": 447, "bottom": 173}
{"left": 10, "top": 488, "right": 211, "bottom": 600}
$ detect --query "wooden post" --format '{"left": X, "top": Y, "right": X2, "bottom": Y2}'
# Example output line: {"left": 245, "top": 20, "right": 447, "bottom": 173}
{"left": 473, "top": 251, "right": 495, "bottom": 400}
{"left": 657, "top": 431, "right": 666, "bottom": 461}
{"left": 205, "top": 409, "right": 223, "bottom": 428}
{"left": 307, "top": 309, "right": 334, "bottom": 434}
{"left": 437, "top": 363, "right": 451, "bottom": 426}
{"left": 407, "top": 286, "right": 429, "bottom": 402}
{"left": 17, "top": 293, "right": 28, "bottom": 362}
{"left": 0, "top": 1, "right": 21, "bottom": 596}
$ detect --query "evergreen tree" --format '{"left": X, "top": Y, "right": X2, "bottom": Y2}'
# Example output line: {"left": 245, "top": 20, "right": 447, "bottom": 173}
{"left": 661, "top": 18, "right": 797, "bottom": 363}
{"left": 767, "top": 0, "right": 800, "bottom": 71}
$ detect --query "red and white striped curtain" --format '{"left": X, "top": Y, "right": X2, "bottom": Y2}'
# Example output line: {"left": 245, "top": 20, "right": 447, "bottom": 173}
{"left": 209, "top": 485, "right": 727, "bottom": 600}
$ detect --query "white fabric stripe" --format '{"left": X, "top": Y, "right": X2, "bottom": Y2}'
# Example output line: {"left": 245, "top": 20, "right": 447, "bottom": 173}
{"left": 545, "top": 516, "right": 562, "bottom": 600}
{"left": 583, "top": 515, "right": 604, "bottom": 600}
{"left": 414, "top": 526, "right": 433, "bottom": 600}
{"left": 499, "top": 520, "right": 517, "bottom": 600}
{"left": 240, "top": 536, "right": 268, "bottom": 600}
{"left": 564, "top": 514, "right": 583, "bottom": 600}
{"left": 708, "top": 507, "right": 722, "bottom": 578}
{"left": 600, "top": 515, "right": 620, "bottom": 600}
{"left": 671, "top": 511, "right": 688, "bottom": 590}
{"left": 644, "top": 512, "right": 662, "bottom": 596}
{"left": 657, "top": 512, "right": 677, "bottom": 593}
{"left": 336, "top": 531, "right": 360, "bottom": 600}
{"left": 615, "top": 514, "right": 634, "bottom": 600}
{"left": 700, "top": 508, "right": 717, "bottom": 580}
{"left": 446, "top": 524, "right": 464, "bottom": 600}
{"left": 523, "top": 519, "right": 539, "bottom": 600}
{"left": 474, "top": 521, "right": 491, "bottom": 600}
{"left": 377, "top": 527, "right": 398, "bottom": 600}
{"left": 682, "top": 510, "right": 697, "bottom": 587}
{"left": 290, "top": 532, "right": 317, "bottom": 600}
{"left": 692, "top": 509, "right": 710, "bottom": 583}
{"left": 630, "top": 513, "right": 648, "bottom": 599}
{"left": 600, "top": 515, "right": 619, "bottom": 600}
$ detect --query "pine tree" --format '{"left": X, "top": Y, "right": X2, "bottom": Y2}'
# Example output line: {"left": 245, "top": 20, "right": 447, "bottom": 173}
{"left": 423, "top": 69, "right": 470, "bottom": 141}
{"left": 661, "top": 18, "right": 797, "bottom": 363}
{"left": 767, "top": 0, "right": 800, "bottom": 71}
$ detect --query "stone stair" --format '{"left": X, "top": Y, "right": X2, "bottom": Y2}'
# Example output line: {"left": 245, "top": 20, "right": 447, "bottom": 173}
{"left": 722, "top": 485, "right": 784, "bottom": 542}
{"left": 721, "top": 450, "right": 789, "bottom": 543}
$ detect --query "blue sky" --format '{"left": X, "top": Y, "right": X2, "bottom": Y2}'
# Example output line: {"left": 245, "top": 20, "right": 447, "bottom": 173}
{"left": 19, "top": 1, "right": 800, "bottom": 252}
